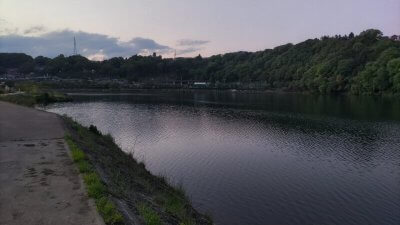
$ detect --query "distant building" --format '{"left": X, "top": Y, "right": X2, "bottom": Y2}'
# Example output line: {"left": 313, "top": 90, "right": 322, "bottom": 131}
{"left": 193, "top": 82, "right": 208, "bottom": 88}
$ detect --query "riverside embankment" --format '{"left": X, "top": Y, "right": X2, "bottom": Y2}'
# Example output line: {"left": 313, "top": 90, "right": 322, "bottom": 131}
{"left": 0, "top": 100, "right": 212, "bottom": 225}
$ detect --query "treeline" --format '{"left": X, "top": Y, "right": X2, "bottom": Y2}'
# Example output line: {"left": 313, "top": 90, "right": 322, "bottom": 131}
{"left": 1, "top": 29, "right": 400, "bottom": 94}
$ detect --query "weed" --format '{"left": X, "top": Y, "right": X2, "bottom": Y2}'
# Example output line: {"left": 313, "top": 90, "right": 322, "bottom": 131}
{"left": 138, "top": 203, "right": 161, "bottom": 225}
{"left": 71, "top": 148, "right": 85, "bottom": 161}
{"left": 84, "top": 173, "right": 105, "bottom": 198}
{"left": 165, "top": 194, "right": 187, "bottom": 219}
{"left": 96, "top": 197, "right": 124, "bottom": 225}
{"left": 77, "top": 160, "right": 92, "bottom": 173}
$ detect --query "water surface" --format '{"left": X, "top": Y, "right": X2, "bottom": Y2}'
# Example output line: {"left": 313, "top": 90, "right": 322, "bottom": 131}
{"left": 44, "top": 91, "right": 400, "bottom": 225}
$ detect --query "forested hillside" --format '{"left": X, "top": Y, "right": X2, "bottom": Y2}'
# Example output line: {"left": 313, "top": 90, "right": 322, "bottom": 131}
{"left": 1, "top": 29, "right": 400, "bottom": 94}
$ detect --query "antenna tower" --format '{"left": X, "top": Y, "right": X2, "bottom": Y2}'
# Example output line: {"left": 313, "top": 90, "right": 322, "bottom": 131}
{"left": 73, "top": 37, "right": 77, "bottom": 55}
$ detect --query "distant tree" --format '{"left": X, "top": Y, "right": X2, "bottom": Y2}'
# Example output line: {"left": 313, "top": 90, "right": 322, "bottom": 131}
{"left": 1, "top": 29, "right": 400, "bottom": 94}
{"left": 18, "top": 61, "right": 35, "bottom": 74}
{"left": 34, "top": 56, "right": 51, "bottom": 66}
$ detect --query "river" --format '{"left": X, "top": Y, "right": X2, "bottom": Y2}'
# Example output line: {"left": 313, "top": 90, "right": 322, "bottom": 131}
{"left": 43, "top": 90, "right": 400, "bottom": 225}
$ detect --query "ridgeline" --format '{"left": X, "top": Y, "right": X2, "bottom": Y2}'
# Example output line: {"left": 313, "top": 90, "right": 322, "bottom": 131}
{"left": 1, "top": 29, "right": 400, "bottom": 95}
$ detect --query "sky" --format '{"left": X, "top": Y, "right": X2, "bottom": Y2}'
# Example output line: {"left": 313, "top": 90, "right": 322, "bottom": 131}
{"left": 0, "top": 0, "right": 399, "bottom": 60}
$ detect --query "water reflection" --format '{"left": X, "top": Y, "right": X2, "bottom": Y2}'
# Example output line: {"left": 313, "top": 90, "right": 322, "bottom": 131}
{"left": 67, "top": 90, "right": 400, "bottom": 121}
{"left": 45, "top": 91, "right": 400, "bottom": 225}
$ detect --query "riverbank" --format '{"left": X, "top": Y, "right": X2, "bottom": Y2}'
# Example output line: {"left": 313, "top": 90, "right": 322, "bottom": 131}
{"left": 0, "top": 82, "right": 72, "bottom": 107}
{"left": 0, "top": 99, "right": 212, "bottom": 225}
{"left": 63, "top": 117, "right": 212, "bottom": 225}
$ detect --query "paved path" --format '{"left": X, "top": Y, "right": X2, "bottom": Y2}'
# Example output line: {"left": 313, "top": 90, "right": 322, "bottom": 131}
{"left": 0, "top": 101, "right": 104, "bottom": 225}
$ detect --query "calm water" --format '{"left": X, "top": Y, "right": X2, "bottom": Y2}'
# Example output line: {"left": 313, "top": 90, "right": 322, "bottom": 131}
{"left": 44, "top": 90, "right": 400, "bottom": 225}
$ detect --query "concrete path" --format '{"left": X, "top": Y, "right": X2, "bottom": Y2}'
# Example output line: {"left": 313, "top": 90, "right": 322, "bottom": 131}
{"left": 0, "top": 101, "right": 104, "bottom": 225}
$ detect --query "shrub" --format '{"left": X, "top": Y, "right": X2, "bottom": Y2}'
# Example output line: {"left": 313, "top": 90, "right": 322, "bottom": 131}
{"left": 89, "top": 125, "right": 102, "bottom": 135}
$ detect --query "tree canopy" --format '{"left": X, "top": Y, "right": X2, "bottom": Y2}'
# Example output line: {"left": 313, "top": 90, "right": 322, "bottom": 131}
{"left": 1, "top": 29, "right": 400, "bottom": 95}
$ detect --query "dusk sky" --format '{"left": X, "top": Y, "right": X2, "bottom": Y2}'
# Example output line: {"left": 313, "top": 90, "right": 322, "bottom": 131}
{"left": 1, "top": 0, "right": 399, "bottom": 60}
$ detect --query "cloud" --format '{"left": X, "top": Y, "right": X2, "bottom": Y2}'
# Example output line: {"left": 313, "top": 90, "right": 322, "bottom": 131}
{"left": 174, "top": 39, "right": 210, "bottom": 56}
{"left": 23, "top": 26, "right": 46, "bottom": 35}
{"left": 87, "top": 49, "right": 107, "bottom": 61}
{"left": 128, "top": 37, "right": 169, "bottom": 50}
{"left": 0, "top": 29, "right": 171, "bottom": 59}
{"left": 177, "top": 39, "right": 209, "bottom": 46}
{"left": 0, "top": 27, "right": 18, "bottom": 36}
{"left": 177, "top": 47, "right": 202, "bottom": 55}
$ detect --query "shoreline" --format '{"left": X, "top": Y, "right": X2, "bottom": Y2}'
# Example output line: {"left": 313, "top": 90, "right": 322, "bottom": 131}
{"left": 0, "top": 98, "right": 213, "bottom": 225}
{"left": 53, "top": 87, "right": 400, "bottom": 98}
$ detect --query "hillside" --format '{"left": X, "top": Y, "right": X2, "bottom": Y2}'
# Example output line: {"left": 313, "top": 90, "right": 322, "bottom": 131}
{"left": 1, "top": 29, "right": 400, "bottom": 94}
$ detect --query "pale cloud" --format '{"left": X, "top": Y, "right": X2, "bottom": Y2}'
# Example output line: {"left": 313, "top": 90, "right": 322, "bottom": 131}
{"left": 177, "top": 39, "right": 210, "bottom": 46}
{"left": 174, "top": 39, "right": 210, "bottom": 56}
{"left": 87, "top": 50, "right": 106, "bottom": 61}
{"left": 177, "top": 47, "right": 202, "bottom": 56}
{"left": 23, "top": 26, "right": 46, "bottom": 35}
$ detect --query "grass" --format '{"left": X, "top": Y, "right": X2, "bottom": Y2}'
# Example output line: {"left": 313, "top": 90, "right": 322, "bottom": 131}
{"left": 65, "top": 135, "right": 123, "bottom": 225}
{"left": 0, "top": 94, "right": 37, "bottom": 107}
{"left": 84, "top": 173, "right": 106, "bottom": 199}
{"left": 138, "top": 203, "right": 161, "bottom": 225}
{"left": 0, "top": 91, "right": 71, "bottom": 106}
{"left": 0, "top": 81, "right": 71, "bottom": 107}
{"left": 97, "top": 197, "right": 124, "bottom": 225}
{"left": 77, "top": 160, "right": 92, "bottom": 173}
{"left": 70, "top": 146, "right": 85, "bottom": 161}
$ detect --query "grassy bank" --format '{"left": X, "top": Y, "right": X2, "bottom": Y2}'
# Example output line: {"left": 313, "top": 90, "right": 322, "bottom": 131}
{"left": 0, "top": 92, "right": 71, "bottom": 107}
{"left": 63, "top": 117, "right": 213, "bottom": 225}
{"left": 65, "top": 135, "right": 124, "bottom": 224}
{"left": 0, "top": 82, "right": 71, "bottom": 107}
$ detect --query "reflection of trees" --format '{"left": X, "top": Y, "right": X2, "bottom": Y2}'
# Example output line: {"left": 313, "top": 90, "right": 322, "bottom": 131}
{"left": 72, "top": 91, "right": 400, "bottom": 121}
{"left": 69, "top": 92, "right": 400, "bottom": 165}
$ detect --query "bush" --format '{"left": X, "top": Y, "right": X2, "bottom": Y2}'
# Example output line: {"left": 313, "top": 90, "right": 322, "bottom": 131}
{"left": 89, "top": 125, "right": 102, "bottom": 135}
